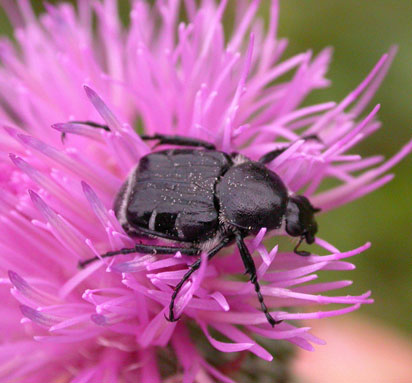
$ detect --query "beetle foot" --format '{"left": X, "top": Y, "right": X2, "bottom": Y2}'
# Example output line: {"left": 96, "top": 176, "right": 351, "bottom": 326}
{"left": 164, "top": 312, "right": 181, "bottom": 323}
{"left": 266, "top": 313, "right": 283, "bottom": 327}
{"left": 294, "top": 250, "right": 311, "bottom": 256}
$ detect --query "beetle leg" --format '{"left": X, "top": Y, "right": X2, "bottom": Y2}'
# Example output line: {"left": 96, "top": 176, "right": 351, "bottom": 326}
{"left": 141, "top": 134, "right": 215, "bottom": 150}
{"left": 69, "top": 121, "right": 111, "bottom": 131}
{"left": 165, "top": 258, "right": 202, "bottom": 322}
{"left": 166, "top": 235, "right": 233, "bottom": 322}
{"left": 258, "top": 148, "right": 286, "bottom": 165}
{"left": 58, "top": 122, "right": 215, "bottom": 150}
{"left": 259, "top": 134, "right": 322, "bottom": 164}
{"left": 58, "top": 121, "right": 111, "bottom": 143}
{"left": 78, "top": 243, "right": 199, "bottom": 268}
{"left": 235, "top": 233, "right": 282, "bottom": 327}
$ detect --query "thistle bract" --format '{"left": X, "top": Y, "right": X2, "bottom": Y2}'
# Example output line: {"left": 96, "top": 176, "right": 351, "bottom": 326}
{"left": 0, "top": 1, "right": 410, "bottom": 382}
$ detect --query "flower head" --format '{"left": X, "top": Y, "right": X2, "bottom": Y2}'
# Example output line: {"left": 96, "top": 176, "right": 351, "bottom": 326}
{"left": 0, "top": 1, "right": 410, "bottom": 382}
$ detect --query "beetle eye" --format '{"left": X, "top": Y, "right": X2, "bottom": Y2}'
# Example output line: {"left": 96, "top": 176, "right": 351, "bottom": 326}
{"left": 285, "top": 220, "right": 302, "bottom": 237}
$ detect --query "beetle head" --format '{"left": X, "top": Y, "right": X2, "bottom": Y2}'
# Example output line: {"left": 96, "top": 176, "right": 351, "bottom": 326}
{"left": 285, "top": 195, "right": 320, "bottom": 255}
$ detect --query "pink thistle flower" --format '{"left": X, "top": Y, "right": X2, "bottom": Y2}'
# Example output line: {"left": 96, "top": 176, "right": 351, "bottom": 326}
{"left": 0, "top": 1, "right": 410, "bottom": 382}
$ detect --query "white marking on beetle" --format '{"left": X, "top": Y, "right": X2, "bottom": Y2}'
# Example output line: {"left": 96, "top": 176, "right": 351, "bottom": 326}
{"left": 148, "top": 209, "right": 157, "bottom": 231}
{"left": 231, "top": 153, "right": 249, "bottom": 166}
{"left": 278, "top": 217, "right": 287, "bottom": 231}
{"left": 175, "top": 218, "right": 185, "bottom": 239}
{"left": 218, "top": 211, "right": 228, "bottom": 225}
{"left": 200, "top": 233, "right": 223, "bottom": 252}
{"left": 177, "top": 227, "right": 185, "bottom": 239}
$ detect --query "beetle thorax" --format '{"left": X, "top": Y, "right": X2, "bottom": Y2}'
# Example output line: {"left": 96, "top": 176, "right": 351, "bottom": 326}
{"left": 216, "top": 161, "right": 288, "bottom": 233}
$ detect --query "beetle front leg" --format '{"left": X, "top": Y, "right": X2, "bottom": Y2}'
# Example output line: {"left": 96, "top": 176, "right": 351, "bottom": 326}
{"left": 235, "top": 233, "right": 281, "bottom": 327}
{"left": 259, "top": 134, "right": 322, "bottom": 164}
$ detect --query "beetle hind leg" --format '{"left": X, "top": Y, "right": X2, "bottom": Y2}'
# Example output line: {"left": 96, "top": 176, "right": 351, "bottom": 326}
{"left": 165, "top": 258, "right": 202, "bottom": 322}
{"left": 166, "top": 235, "right": 233, "bottom": 322}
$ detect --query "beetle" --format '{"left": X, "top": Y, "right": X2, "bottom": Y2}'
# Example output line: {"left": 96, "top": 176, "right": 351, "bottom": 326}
{"left": 73, "top": 122, "right": 320, "bottom": 326}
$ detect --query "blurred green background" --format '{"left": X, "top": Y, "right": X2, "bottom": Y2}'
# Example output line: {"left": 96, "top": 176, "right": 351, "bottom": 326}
{"left": 275, "top": 0, "right": 412, "bottom": 337}
{"left": 0, "top": 0, "right": 410, "bottom": 337}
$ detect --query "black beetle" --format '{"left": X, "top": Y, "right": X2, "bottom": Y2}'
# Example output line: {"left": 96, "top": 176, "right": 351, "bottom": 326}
{"left": 74, "top": 122, "right": 320, "bottom": 326}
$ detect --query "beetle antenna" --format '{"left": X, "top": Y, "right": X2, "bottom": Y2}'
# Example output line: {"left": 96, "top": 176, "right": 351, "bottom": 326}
{"left": 293, "top": 236, "right": 311, "bottom": 256}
